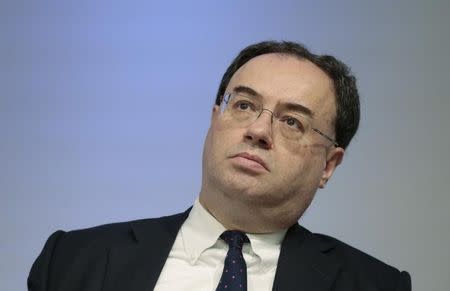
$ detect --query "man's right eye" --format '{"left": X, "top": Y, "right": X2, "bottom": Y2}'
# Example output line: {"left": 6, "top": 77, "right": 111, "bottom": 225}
{"left": 234, "top": 101, "right": 253, "bottom": 111}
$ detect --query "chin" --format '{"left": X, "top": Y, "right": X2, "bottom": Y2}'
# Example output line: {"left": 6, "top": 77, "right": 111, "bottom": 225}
{"left": 228, "top": 188, "right": 287, "bottom": 208}
{"left": 223, "top": 178, "right": 265, "bottom": 195}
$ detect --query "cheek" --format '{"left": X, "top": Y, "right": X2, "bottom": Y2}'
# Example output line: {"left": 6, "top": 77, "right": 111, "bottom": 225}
{"left": 279, "top": 146, "right": 325, "bottom": 184}
{"left": 204, "top": 124, "right": 240, "bottom": 163}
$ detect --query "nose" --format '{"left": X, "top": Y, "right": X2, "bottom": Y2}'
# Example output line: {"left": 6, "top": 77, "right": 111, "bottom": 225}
{"left": 243, "top": 109, "right": 274, "bottom": 149}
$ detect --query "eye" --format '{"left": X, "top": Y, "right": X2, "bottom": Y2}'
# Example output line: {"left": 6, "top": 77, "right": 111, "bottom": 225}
{"left": 234, "top": 100, "right": 255, "bottom": 111}
{"left": 282, "top": 116, "right": 305, "bottom": 132}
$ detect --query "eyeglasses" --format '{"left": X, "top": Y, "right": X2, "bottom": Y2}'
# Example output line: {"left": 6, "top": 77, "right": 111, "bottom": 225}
{"left": 219, "top": 92, "right": 339, "bottom": 147}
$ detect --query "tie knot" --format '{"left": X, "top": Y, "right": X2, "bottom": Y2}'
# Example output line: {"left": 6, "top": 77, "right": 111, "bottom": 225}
{"left": 220, "top": 230, "right": 249, "bottom": 249}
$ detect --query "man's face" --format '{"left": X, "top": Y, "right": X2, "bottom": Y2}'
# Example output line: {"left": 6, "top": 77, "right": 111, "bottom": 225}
{"left": 201, "top": 53, "right": 343, "bottom": 229}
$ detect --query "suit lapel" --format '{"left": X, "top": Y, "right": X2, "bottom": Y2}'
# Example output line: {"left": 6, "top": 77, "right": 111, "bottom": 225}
{"left": 102, "top": 209, "right": 190, "bottom": 291}
{"left": 272, "top": 224, "right": 341, "bottom": 291}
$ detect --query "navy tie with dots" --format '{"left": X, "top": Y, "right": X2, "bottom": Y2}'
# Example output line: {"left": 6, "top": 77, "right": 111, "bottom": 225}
{"left": 216, "top": 230, "right": 250, "bottom": 291}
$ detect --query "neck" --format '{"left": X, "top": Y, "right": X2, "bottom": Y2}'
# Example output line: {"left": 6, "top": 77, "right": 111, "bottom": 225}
{"left": 199, "top": 188, "right": 295, "bottom": 233}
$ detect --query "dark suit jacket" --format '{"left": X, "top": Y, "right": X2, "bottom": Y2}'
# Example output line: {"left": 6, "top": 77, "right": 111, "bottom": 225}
{"left": 28, "top": 209, "right": 411, "bottom": 291}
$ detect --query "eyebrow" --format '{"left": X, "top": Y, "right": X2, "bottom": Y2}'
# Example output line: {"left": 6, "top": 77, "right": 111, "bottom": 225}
{"left": 231, "top": 85, "right": 314, "bottom": 118}
{"left": 282, "top": 102, "right": 314, "bottom": 118}
{"left": 232, "top": 85, "right": 262, "bottom": 98}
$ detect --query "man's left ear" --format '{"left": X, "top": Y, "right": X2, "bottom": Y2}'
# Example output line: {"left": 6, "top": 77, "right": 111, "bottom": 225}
{"left": 319, "top": 147, "right": 344, "bottom": 188}
{"left": 210, "top": 105, "right": 220, "bottom": 122}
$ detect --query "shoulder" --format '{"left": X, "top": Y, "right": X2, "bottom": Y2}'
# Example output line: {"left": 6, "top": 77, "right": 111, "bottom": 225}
{"left": 283, "top": 225, "right": 411, "bottom": 290}
{"left": 54, "top": 211, "right": 189, "bottom": 248}
{"left": 313, "top": 232, "right": 400, "bottom": 272}
{"left": 311, "top": 231, "right": 411, "bottom": 289}
{"left": 28, "top": 211, "right": 189, "bottom": 290}
{"left": 35, "top": 211, "right": 189, "bottom": 267}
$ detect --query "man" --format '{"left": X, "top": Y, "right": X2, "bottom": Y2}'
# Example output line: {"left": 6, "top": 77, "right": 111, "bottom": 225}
{"left": 28, "top": 41, "right": 411, "bottom": 290}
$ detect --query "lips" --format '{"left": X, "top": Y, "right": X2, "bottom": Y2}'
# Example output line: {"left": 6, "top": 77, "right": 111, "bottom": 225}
{"left": 233, "top": 152, "right": 269, "bottom": 171}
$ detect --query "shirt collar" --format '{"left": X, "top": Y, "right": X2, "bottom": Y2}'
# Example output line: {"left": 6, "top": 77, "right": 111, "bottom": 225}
{"left": 181, "top": 199, "right": 227, "bottom": 264}
{"left": 181, "top": 199, "right": 288, "bottom": 270}
{"left": 246, "top": 230, "right": 287, "bottom": 271}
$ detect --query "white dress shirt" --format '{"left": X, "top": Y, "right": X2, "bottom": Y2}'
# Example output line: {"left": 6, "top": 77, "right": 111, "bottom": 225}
{"left": 154, "top": 199, "right": 287, "bottom": 291}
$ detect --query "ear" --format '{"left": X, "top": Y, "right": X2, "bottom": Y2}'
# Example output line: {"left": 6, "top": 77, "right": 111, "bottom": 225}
{"left": 210, "top": 105, "right": 220, "bottom": 122}
{"left": 319, "top": 146, "right": 344, "bottom": 188}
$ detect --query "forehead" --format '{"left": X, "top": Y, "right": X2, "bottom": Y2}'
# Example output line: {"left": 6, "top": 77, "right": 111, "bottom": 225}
{"left": 226, "top": 53, "right": 336, "bottom": 120}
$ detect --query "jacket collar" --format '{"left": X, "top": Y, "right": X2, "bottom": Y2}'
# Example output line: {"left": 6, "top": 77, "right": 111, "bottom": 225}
{"left": 272, "top": 223, "right": 341, "bottom": 291}
{"left": 102, "top": 209, "right": 190, "bottom": 291}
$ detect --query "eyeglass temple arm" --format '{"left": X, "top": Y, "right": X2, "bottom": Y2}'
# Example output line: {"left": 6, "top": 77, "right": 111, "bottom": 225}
{"left": 312, "top": 128, "right": 339, "bottom": 147}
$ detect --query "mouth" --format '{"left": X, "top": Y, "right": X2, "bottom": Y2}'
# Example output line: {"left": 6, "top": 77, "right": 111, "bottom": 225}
{"left": 232, "top": 152, "right": 269, "bottom": 172}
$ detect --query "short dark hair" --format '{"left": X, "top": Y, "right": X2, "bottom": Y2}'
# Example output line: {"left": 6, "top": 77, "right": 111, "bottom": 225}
{"left": 215, "top": 41, "right": 360, "bottom": 149}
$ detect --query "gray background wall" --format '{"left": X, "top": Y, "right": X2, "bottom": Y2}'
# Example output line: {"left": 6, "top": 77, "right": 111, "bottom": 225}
{"left": 2, "top": 1, "right": 449, "bottom": 290}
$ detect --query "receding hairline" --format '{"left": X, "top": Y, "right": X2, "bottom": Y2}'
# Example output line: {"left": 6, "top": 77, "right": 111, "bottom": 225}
{"left": 228, "top": 52, "right": 338, "bottom": 101}
{"left": 229, "top": 52, "right": 337, "bottom": 90}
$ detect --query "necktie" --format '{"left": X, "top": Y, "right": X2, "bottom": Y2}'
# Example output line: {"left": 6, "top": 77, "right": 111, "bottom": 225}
{"left": 216, "top": 230, "right": 250, "bottom": 291}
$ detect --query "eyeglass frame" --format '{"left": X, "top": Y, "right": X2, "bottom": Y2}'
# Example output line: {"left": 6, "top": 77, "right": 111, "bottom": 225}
{"left": 219, "top": 92, "right": 339, "bottom": 147}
